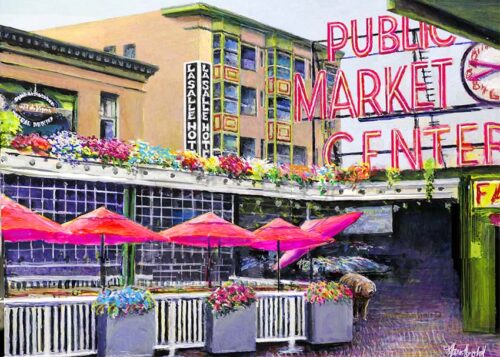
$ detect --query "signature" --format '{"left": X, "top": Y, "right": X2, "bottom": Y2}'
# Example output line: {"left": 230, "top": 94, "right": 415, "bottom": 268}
{"left": 443, "top": 343, "right": 487, "bottom": 357}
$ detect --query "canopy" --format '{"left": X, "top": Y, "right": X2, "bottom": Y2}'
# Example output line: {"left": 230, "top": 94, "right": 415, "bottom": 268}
{"left": 62, "top": 207, "right": 166, "bottom": 245}
{"left": 160, "top": 212, "right": 255, "bottom": 248}
{"left": 275, "top": 212, "right": 363, "bottom": 270}
{"left": 1, "top": 194, "right": 69, "bottom": 243}
{"left": 250, "top": 218, "right": 324, "bottom": 251}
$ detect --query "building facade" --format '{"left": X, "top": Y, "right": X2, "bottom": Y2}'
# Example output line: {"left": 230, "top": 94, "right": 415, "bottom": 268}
{"left": 0, "top": 26, "right": 158, "bottom": 141}
{"left": 38, "top": 3, "right": 341, "bottom": 165}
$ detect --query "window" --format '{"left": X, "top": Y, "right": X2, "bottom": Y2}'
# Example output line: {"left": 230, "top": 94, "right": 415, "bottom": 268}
{"left": 240, "top": 86, "right": 256, "bottom": 116}
{"left": 213, "top": 34, "right": 221, "bottom": 65}
{"left": 223, "top": 134, "right": 237, "bottom": 155}
{"left": 293, "top": 146, "right": 307, "bottom": 165}
{"left": 213, "top": 82, "right": 221, "bottom": 113}
{"left": 103, "top": 45, "right": 116, "bottom": 54}
{"left": 224, "top": 36, "right": 239, "bottom": 67}
{"left": 259, "top": 49, "right": 264, "bottom": 67}
{"left": 294, "top": 58, "right": 306, "bottom": 78}
{"left": 123, "top": 44, "right": 136, "bottom": 59}
{"left": 259, "top": 90, "right": 264, "bottom": 107}
{"left": 267, "top": 143, "right": 290, "bottom": 164}
{"left": 241, "top": 45, "right": 256, "bottom": 71}
{"left": 276, "top": 52, "right": 291, "bottom": 80}
{"left": 224, "top": 82, "right": 238, "bottom": 115}
{"left": 325, "top": 65, "right": 338, "bottom": 93}
{"left": 240, "top": 137, "right": 255, "bottom": 158}
{"left": 100, "top": 93, "right": 118, "bottom": 139}
{"left": 268, "top": 97, "right": 290, "bottom": 121}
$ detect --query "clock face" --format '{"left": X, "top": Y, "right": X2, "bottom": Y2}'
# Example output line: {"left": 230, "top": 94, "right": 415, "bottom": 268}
{"left": 461, "top": 44, "right": 500, "bottom": 105}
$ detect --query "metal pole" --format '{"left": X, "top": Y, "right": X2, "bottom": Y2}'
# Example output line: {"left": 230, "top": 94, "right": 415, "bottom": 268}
{"left": 277, "top": 240, "right": 281, "bottom": 292}
{"left": 206, "top": 240, "right": 212, "bottom": 288}
{"left": 311, "top": 41, "right": 318, "bottom": 165}
{"left": 100, "top": 233, "right": 105, "bottom": 291}
{"left": 218, "top": 239, "right": 222, "bottom": 287}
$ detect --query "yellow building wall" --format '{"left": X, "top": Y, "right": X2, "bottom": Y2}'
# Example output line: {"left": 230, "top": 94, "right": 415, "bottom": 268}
{"left": 39, "top": 10, "right": 329, "bottom": 164}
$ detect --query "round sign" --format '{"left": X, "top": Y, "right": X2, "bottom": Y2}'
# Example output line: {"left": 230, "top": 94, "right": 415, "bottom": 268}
{"left": 461, "top": 44, "right": 500, "bottom": 105}
{"left": 12, "top": 91, "right": 57, "bottom": 127}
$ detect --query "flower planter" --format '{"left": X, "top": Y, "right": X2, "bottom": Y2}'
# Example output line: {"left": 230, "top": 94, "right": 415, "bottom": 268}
{"left": 306, "top": 300, "right": 353, "bottom": 345}
{"left": 97, "top": 311, "right": 156, "bottom": 357}
{"left": 205, "top": 303, "right": 257, "bottom": 354}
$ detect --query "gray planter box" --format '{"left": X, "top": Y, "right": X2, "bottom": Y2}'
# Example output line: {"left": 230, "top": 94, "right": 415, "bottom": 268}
{"left": 205, "top": 303, "right": 256, "bottom": 354}
{"left": 306, "top": 300, "right": 353, "bottom": 345}
{"left": 97, "top": 311, "right": 156, "bottom": 357}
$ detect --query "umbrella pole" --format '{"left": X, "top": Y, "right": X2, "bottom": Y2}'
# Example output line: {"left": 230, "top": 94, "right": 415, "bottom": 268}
{"left": 308, "top": 250, "right": 313, "bottom": 282}
{"left": 277, "top": 240, "right": 281, "bottom": 292}
{"left": 206, "top": 241, "right": 212, "bottom": 289}
{"left": 218, "top": 239, "right": 222, "bottom": 287}
{"left": 100, "top": 233, "right": 105, "bottom": 291}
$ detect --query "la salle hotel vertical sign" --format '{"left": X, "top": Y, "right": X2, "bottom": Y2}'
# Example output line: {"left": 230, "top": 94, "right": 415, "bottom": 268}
{"left": 184, "top": 61, "right": 211, "bottom": 157}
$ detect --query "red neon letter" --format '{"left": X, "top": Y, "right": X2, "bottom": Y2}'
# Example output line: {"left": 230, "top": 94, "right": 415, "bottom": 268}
{"left": 484, "top": 122, "right": 500, "bottom": 165}
{"left": 457, "top": 123, "right": 479, "bottom": 166}
{"left": 431, "top": 58, "right": 453, "bottom": 109}
{"left": 385, "top": 65, "right": 411, "bottom": 114}
{"left": 328, "top": 69, "right": 358, "bottom": 119}
{"left": 418, "top": 22, "right": 430, "bottom": 49}
{"left": 411, "top": 61, "right": 434, "bottom": 111}
{"left": 294, "top": 70, "right": 327, "bottom": 122}
{"left": 351, "top": 18, "right": 373, "bottom": 57}
{"left": 429, "top": 26, "right": 456, "bottom": 47}
{"left": 363, "top": 130, "right": 382, "bottom": 167}
{"left": 391, "top": 128, "right": 423, "bottom": 170}
{"left": 402, "top": 17, "right": 418, "bottom": 51}
{"left": 323, "top": 131, "right": 354, "bottom": 165}
{"left": 423, "top": 124, "right": 450, "bottom": 166}
{"left": 357, "top": 69, "right": 383, "bottom": 117}
{"left": 475, "top": 182, "right": 489, "bottom": 205}
{"left": 378, "top": 16, "right": 399, "bottom": 55}
{"left": 328, "top": 22, "right": 348, "bottom": 61}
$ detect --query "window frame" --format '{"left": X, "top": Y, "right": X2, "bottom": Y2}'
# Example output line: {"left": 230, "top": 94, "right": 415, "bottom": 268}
{"left": 99, "top": 92, "right": 119, "bottom": 140}
{"left": 240, "top": 86, "right": 257, "bottom": 116}
{"left": 241, "top": 44, "right": 256, "bottom": 71}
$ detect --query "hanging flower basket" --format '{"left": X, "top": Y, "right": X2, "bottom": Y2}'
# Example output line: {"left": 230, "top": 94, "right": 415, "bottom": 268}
{"left": 93, "top": 287, "right": 156, "bottom": 357}
{"left": 205, "top": 282, "right": 257, "bottom": 354}
{"left": 305, "top": 281, "right": 353, "bottom": 345}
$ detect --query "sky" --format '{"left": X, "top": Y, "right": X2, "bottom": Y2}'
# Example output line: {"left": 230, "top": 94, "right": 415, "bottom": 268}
{"left": 0, "top": 0, "right": 392, "bottom": 40}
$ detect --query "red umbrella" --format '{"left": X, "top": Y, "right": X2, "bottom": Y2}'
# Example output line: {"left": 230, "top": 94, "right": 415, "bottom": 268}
{"left": 160, "top": 212, "right": 256, "bottom": 286}
{"left": 1, "top": 194, "right": 69, "bottom": 243}
{"left": 274, "top": 212, "right": 363, "bottom": 272}
{"left": 250, "top": 218, "right": 324, "bottom": 290}
{"left": 63, "top": 207, "right": 168, "bottom": 289}
{"left": 62, "top": 207, "right": 166, "bottom": 245}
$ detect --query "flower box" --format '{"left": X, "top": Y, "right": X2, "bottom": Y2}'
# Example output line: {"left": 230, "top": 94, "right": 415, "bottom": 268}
{"left": 97, "top": 310, "right": 156, "bottom": 357}
{"left": 205, "top": 302, "right": 257, "bottom": 354}
{"left": 204, "top": 282, "right": 257, "bottom": 354}
{"left": 306, "top": 299, "right": 353, "bottom": 345}
{"left": 93, "top": 287, "right": 156, "bottom": 357}
{"left": 304, "top": 281, "right": 353, "bottom": 345}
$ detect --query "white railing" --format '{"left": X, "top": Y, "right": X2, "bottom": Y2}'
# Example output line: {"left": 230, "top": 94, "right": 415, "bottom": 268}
{"left": 4, "top": 290, "right": 306, "bottom": 356}
{"left": 153, "top": 291, "right": 306, "bottom": 355}
{"left": 4, "top": 296, "right": 96, "bottom": 357}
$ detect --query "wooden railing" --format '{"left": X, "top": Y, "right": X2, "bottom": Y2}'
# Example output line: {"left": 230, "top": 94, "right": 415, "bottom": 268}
{"left": 4, "top": 291, "right": 307, "bottom": 356}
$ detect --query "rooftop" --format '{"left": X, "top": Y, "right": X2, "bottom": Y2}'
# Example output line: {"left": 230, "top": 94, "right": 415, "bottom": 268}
{"left": 0, "top": 25, "right": 159, "bottom": 82}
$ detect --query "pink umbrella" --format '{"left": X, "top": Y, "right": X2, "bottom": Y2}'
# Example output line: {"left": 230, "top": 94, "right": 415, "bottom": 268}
{"left": 250, "top": 218, "right": 324, "bottom": 290}
{"left": 1, "top": 194, "right": 69, "bottom": 243}
{"left": 275, "top": 212, "right": 363, "bottom": 271}
{"left": 490, "top": 213, "right": 500, "bottom": 226}
{"left": 160, "top": 212, "right": 256, "bottom": 286}
{"left": 63, "top": 207, "right": 168, "bottom": 288}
